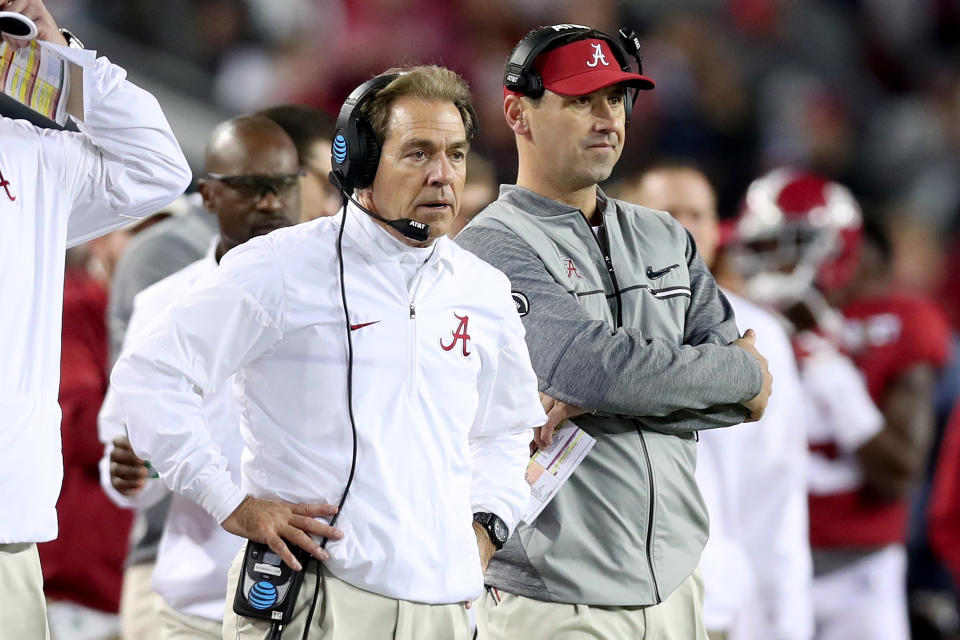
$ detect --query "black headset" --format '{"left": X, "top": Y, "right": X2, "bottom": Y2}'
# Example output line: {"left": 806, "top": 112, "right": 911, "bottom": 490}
{"left": 328, "top": 72, "right": 478, "bottom": 243}
{"left": 503, "top": 24, "right": 652, "bottom": 123}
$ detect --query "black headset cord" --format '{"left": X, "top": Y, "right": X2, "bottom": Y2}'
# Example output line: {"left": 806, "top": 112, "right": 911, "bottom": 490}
{"left": 294, "top": 193, "right": 360, "bottom": 640}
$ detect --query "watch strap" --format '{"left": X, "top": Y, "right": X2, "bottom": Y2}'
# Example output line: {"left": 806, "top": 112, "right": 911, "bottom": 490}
{"left": 473, "top": 512, "right": 508, "bottom": 550}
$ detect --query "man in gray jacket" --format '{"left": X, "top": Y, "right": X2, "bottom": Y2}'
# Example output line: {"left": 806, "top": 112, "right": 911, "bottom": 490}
{"left": 456, "top": 25, "right": 773, "bottom": 639}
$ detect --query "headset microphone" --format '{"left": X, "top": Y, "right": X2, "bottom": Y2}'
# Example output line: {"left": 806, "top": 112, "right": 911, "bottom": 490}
{"left": 380, "top": 216, "right": 430, "bottom": 243}
{"left": 327, "top": 170, "right": 431, "bottom": 243}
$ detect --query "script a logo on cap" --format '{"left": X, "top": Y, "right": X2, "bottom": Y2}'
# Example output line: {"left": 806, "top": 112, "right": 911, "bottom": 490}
{"left": 586, "top": 43, "right": 610, "bottom": 68}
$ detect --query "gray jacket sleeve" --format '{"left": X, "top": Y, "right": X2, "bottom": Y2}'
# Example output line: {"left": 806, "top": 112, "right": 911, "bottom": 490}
{"left": 456, "top": 225, "right": 761, "bottom": 429}
{"left": 683, "top": 229, "right": 739, "bottom": 347}
{"left": 629, "top": 231, "right": 755, "bottom": 434}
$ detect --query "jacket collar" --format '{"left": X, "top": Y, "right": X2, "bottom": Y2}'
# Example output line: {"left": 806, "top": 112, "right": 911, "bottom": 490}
{"left": 340, "top": 201, "right": 455, "bottom": 274}
{"left": 205, "top": 236, "right": 220, "bottom": 265}
{"left": 498, "top": 184, "right": 611, "bottom": 220}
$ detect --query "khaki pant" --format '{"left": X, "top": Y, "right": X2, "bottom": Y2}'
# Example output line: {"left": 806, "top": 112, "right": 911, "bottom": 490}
{"left": 158, "top": 600, "right": 222, "bottom": 640}
{"left": 477, "top": 570, "right": 708, "bottom": 640}
{"left": 0, "top": 542, "right": 51, "bottom": 640}
{"left": 223, "top": 551, "right": 470, "bottom": 639}
{"left": 119, "top": 562, "right": 165, "bottom": 640}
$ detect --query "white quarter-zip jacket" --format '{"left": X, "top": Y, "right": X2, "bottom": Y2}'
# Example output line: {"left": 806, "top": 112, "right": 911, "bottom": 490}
{"left": 0, "top": 43, "right": 191, "bottom": 544}
{"left": 100, "top": 240, "right": 244, "bottom": 621}
{"left": 112, "top": 205, "right": 546, "bottom": 604}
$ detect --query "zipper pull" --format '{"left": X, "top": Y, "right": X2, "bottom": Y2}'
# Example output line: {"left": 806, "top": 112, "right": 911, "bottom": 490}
{"left": 604, "top": 255, "right": 617, "bottom": 279}
{"left": 409, "top": 303, "right": 416, "bottom": 318}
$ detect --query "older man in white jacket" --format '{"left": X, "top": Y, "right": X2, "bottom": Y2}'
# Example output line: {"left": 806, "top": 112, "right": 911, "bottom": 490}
{"left": 112, "top": 66, "right": 545, "bottom": 639}
{"left": 0, "top": 1, "right": 191, "bottom": 636}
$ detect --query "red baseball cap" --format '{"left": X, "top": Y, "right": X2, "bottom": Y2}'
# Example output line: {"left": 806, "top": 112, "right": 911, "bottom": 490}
{"left": 532, "top": 38, "right": 655, "bottom": 96}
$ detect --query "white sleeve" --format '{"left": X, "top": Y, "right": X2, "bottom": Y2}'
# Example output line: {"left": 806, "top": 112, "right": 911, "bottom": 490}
{"left": 468, "top": 277, "right": 547, "bottom": 534}
{"left": 33, "top": 43, "right": 191, "bottom": 247}
{"left": 98, "top": 281, "right": 180, "bottom": 509}
{"left": 111, "top": 242, "right": 285, "bottom": 524}
{"left": 97, "top": 439, "right": 170, "bottom": 510}
{"left": 805, "top": 350, "right": 884, "bottom": 453}
{"left": 99, "top": 377, "right": 170, "bottom": 510}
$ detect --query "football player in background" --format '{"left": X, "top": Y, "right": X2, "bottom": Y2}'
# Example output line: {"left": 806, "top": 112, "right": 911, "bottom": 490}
{"left": 730, "top": 168, "right": 948, "bottom": 640}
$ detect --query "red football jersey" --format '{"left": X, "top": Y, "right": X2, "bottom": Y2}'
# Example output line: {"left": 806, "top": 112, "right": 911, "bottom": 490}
{"left": 842, "top": 294, "right": 950, "bottom": 402}
{"left": 807, "top": 293, "right": 950, "bottom": 548}
{"left": 929, "top": 402, "right": 960, "bottom": 586}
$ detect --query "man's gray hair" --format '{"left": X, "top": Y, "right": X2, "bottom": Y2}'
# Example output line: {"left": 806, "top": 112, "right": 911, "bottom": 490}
{"left": 362, "top": 65, "right": 477, "bottom": 145}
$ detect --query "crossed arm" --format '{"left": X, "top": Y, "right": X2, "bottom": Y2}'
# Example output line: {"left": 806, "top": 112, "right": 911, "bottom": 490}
{"left": 455, "top": 224, "right": 771, "bottom": 445}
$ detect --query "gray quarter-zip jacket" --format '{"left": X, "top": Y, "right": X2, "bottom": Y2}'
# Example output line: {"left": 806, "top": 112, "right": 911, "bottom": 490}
{"left": 455, "top": 185, "right": 762, "bottom": 606}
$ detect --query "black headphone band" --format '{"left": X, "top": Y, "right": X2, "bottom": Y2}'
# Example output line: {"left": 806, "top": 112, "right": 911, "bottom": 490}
{"left": 505, "top": 25, "right": 589, "bottom": 93}
{"left": 334, "top": 73, "right": 399, "bottom": 143}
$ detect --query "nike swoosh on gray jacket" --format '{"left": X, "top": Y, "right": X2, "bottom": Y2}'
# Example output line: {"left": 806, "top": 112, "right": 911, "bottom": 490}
{"left": 455, "top": 185, "right": 762, "bottom": 607}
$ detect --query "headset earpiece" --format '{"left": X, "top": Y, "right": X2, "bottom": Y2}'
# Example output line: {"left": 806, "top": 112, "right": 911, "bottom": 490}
{"left": 616, "top": 27, "right": 647, "bottom": 117}
{"left": 330, "top": 73, "right": 400, "bottom": 194}
{"left": 354, "top": 119, "right": 382, "bottom": 190}
{"left": 503, "top": 25, "right": 591, "bottom": 99}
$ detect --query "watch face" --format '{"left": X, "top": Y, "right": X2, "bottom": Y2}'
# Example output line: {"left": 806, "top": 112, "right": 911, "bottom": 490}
{"left": 493, "top": 518, "right": 508, "bottom": 543}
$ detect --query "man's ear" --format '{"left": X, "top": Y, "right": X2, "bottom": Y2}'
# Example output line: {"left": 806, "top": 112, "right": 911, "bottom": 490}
{"left": 354, "top": 186, "right": 376, "bottom": 214}
{"left": 197, "top": 179, "right": 217, "bottom": 214}
{"left": 504, "top": 94, "right": 529, "bottom": 136}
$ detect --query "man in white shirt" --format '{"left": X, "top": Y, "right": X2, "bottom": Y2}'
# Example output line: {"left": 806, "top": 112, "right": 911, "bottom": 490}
{"left": 100, "top": 115, "right": 301, "bottom": 639}
{"left": 111, "top": 65, "right": 546, "bottom": 639}
{"left": 624, "top": 163, "right": 815, "bottom": 640}
{"left": 0, "top": 1, "right": 191, "bottom": 636}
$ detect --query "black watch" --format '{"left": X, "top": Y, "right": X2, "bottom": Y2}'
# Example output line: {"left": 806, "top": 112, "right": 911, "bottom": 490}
{"left": 473, "top": 512, "right": 508, "bottom": 550}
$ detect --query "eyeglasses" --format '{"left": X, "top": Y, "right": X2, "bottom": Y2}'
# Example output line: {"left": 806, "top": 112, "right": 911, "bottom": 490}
{"left": 205, "top": 170, "right": 306, "bottom": 199}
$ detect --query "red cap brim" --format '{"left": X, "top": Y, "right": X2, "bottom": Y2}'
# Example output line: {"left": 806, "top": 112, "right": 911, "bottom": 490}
{"left": 545, "top": 69, "right": 655, "bottom": 96}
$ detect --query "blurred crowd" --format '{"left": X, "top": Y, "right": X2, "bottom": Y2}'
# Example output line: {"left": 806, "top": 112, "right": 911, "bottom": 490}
{"left": 23, "top": 1, "right": 960, "bottom": 639}
{"left": 50, "top": 0, "right": 960, "bottom": 300}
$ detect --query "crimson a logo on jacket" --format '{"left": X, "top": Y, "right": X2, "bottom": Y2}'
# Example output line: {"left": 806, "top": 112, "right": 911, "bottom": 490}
{"left": 561, "top": 257, "right": 582, "bottom": 279}
{"left": 0, "top": 168, "right": 15, "bottom": 202}
{"left": 440, "top": 313, "right": 471, "bottom": 357}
